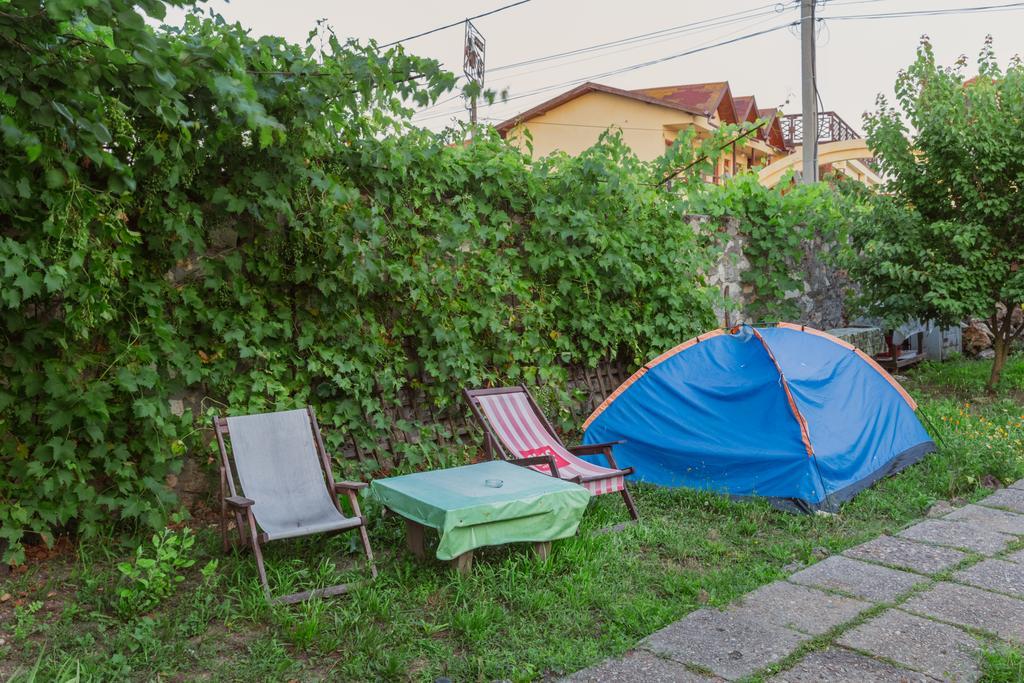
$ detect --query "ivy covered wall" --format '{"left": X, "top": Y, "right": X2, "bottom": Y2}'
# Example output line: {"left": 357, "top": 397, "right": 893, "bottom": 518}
{"left": 0, "top": 1, "right": 724, "bottom": 563}
{"left": 695, "top": 174, "right": 855, "bottom": 327}
{"left": 0, "top": 1, "right": 859, "bottom": 564}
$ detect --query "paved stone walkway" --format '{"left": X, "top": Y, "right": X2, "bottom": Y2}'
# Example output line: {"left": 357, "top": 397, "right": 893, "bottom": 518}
{"left": 562, "top": 481, "right": 1024, "bottom": 682}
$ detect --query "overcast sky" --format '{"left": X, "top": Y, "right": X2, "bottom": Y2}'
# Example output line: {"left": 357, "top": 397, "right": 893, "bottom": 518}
{"left": 165, "top": 1, "right": 1023, "bottom": 132}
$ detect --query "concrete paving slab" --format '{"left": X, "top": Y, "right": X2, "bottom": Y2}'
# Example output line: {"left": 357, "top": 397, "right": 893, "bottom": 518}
{"left": 945, "top": 504, "right": 1024, "bottom": 536}
{"left": 561, "top": 650, "right": 721, "bottom": 682}
{"left": 1004, "top": 548, "right": 1024, "bottom": 564}
{"left": 1010, "top": 479, "right": 1024, "bottom": 491}
{"left": 838, "top": 609, "right": 980, "bottom": 682}
{"left": 768, "top": 647, "right": 934, "bottom": 682}
{"left": 787, "top": 556, "right": 926, "bottom": 603}
{"left": 642, "top": 608, "right": 809, "bottom": 681}
{"left": 954, "top": 558, "right": 1024, "bottom": 598}
{"left": 902, "top": 581, "right": 1024, "bottom": 644}
{"left": 843, "top": 535, "right": 967, "bottom": 575}
{"left": 977, "top": 487, "right": 1024, "bottom": 515}
{"left": 898, "top": 519, "right": 1015, "bottom": 554}
{"left": 730, "top": 581, "right": 871, "bottom": 636}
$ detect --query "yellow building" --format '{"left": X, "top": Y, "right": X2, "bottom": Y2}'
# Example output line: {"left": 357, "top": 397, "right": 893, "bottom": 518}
{"left": 496, "top": 81, "right": 787, "bottom": 182}
{"left": 495, "top": 81, "right": 880, "bottom": 187}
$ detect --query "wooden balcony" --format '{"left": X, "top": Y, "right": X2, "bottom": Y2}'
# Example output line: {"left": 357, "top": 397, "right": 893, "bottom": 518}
{"left": 780, "top": 112, "right": 861, "bottom": 150}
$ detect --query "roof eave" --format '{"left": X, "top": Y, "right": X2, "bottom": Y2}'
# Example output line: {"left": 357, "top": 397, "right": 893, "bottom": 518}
{"left": 494, "top": 81, "right": 707, "bottom": 134}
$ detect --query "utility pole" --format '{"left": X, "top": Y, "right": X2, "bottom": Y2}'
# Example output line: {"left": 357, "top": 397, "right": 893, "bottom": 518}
{"left": 464, "top": 20, "right": 485, "bottom": 127}
{"left": 800, "top": 0, "right": 818, "bottom": 183}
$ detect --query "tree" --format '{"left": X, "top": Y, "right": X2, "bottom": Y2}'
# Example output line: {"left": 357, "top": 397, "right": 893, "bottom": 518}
{"left": 844, "top": 38, "right": 1024, "bottom": 390}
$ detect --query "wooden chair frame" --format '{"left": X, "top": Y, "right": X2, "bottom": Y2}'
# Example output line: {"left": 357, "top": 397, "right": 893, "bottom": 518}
{"left": 213, "top": 406, "right": 377, "bottom": 604}
{"left": 463, "top": 385, "right": 639, "bottom": 521}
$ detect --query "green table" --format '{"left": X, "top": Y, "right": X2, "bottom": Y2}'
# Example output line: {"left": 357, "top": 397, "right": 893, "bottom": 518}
{"left": 370, "top": 460, "right": 591, "bottom": 574}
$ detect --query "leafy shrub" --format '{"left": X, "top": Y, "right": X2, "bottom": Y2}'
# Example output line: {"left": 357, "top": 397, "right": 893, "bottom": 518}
{"left": 0, "top": 1, "right": 718, "bottom": 564}
{"left": 0, "top": 0, "right": 450, "bottom": 564}
{"left": 115, "top": 522, "right": 214, "bottom": 617}
{"left": 840, "top": 39, "right": 1024, "bottom": 391}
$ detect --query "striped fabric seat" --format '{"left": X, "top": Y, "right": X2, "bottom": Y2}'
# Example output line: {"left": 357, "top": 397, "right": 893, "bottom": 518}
{"left": 475, "top": 391, "right": 625, "bottom": 496}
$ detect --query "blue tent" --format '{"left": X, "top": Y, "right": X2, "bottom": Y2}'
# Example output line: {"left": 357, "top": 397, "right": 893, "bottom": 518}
{"left": 582, "top": 324, "right": 935, "bottom": 512}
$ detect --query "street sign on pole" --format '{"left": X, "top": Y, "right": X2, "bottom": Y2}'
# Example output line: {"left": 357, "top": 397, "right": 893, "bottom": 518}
{"left": 463, "top": 19, "right": 485, "bottom": 125}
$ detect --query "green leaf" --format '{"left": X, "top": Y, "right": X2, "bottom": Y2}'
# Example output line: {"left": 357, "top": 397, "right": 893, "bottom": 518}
{"left": 14, "top": 272, "right": 41, "bottom": 299}
{"left": 44, "top": 168, "right": 66, "bottom": 188}
{"left": 25, "top": 143, "right": 43, "bottom": 162}
{"left": 258, "top": 126, "right": 273, "bottom": 149}
{"left": 51, "top": 102, "right": 74, "bottom": 124}
{"left": 20, "top": 90, "right": 42, "bottom": 108}
{"left": 43, "top": 266, "right": 66, "bottom": 292}
{"left": 116, "top": 368, "right": 139, "bottom": 392}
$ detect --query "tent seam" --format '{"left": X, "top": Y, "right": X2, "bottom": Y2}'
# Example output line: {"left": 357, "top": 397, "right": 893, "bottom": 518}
{"left": 747, "top": 325, "right": 832, "bottom": 508}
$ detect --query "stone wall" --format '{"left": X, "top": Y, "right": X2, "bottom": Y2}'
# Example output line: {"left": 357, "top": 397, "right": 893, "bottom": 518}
{"left": 701, "top": 215, "right": 848, "bottom": 329}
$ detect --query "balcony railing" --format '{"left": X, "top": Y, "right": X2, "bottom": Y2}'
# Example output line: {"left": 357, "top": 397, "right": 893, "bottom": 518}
{"left": 781, "top": 111, "right": 860, "bottom": 149}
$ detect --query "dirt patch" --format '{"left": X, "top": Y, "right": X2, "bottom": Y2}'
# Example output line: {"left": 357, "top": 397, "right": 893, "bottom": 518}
{"left": 659, "top": 554, "right": 702, "bottom": 573}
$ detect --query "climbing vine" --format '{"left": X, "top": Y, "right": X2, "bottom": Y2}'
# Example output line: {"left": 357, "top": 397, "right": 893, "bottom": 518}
{"left": 691, "top": 171, "right": 854, "bottom": 322}
{"left": 0, "top": 1, "right": 718, "bottom": 563}
{"left": 0, "top": 0, "right": 857, "bottom": 565}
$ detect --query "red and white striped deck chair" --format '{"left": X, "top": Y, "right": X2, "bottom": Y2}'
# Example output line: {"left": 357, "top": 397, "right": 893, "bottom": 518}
{"left": 464, "top": 386, "right": 638, "bottom": 521}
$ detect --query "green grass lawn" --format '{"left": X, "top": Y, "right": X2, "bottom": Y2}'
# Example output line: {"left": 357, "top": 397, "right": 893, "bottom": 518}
{"left": 2, "top": 356, "right": 1024, "bottom": 682}
{"left": 981, "top": 647, "right": 1024, "bottom": 683}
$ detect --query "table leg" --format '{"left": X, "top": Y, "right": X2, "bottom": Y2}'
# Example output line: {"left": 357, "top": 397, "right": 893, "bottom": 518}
{"left": 533, "top": 541, "right": 551, "bottom": 561}
{"left": 405, "top": 519, "right": 426, "bottom": 560}
{"left": 451, "top": 550, "right": 473, "bottom": 576}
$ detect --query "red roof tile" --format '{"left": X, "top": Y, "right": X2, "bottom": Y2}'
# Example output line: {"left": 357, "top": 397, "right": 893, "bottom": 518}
{"left": 633, "top": 82, "right": 735, "bottom": 121}
{"left": 733, "top": 96, "right": 757, "bottom": 122}
{"left": 757, "top": 108, "right": 786, "bottom": 149}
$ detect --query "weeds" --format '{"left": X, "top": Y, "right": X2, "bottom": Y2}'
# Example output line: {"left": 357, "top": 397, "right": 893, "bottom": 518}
{"left": 6, "top": 649, "right": 81, "bottom": 683}
{"left": 981, "top": 646, "right": 1024, "bottom": 682}
{"left": 12, "top": 601, "right": 43, "bottom": 641}
{"left": 115, "top": 518, "right": 214, "bottom": 618}
{"left": 2, "top": 357, "right": 1023, "bottom": 680}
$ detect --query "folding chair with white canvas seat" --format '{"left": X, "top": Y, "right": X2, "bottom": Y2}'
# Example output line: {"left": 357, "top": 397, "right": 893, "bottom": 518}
{"left": 213, "top": 406, "right": 376, "bottom": 604}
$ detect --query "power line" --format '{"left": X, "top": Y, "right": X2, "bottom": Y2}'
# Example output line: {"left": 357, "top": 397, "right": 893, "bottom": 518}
{"left": 811, "top": 0, "right": 1024, "bottom": 121}
{"left": 496, "top": 10, "right": 786, "bottom": 83}
{"left": 415, "top": 21, "right": 798, "bottom": 124}
{"left": 378, "top": 0, "right": 532, "bottom": 49}
{"left": 483, "top": 119, "right": 669, "bottom": 132}
{"left": 581, "top": 22, "right": 796, "bottom": 83}
{"left": 487, "top": 2, "right": 785, "bottom": 74}
{"left": 819, "top": 0, "right": 889, "bottom": 7}
{"left": 412, "top": 4, "right": 792, "bottom": 119}
{"left": 419, "top": 22, "right": 798, "bottom": 122}
{"left": 417, "top": 0, "right": 1024, "bottom": 127}
{"left": 660, "top": 120, "right": 769, "bottom": 187}
{"left": 824, "top": 1, "right": 1024, "bottom": 21}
